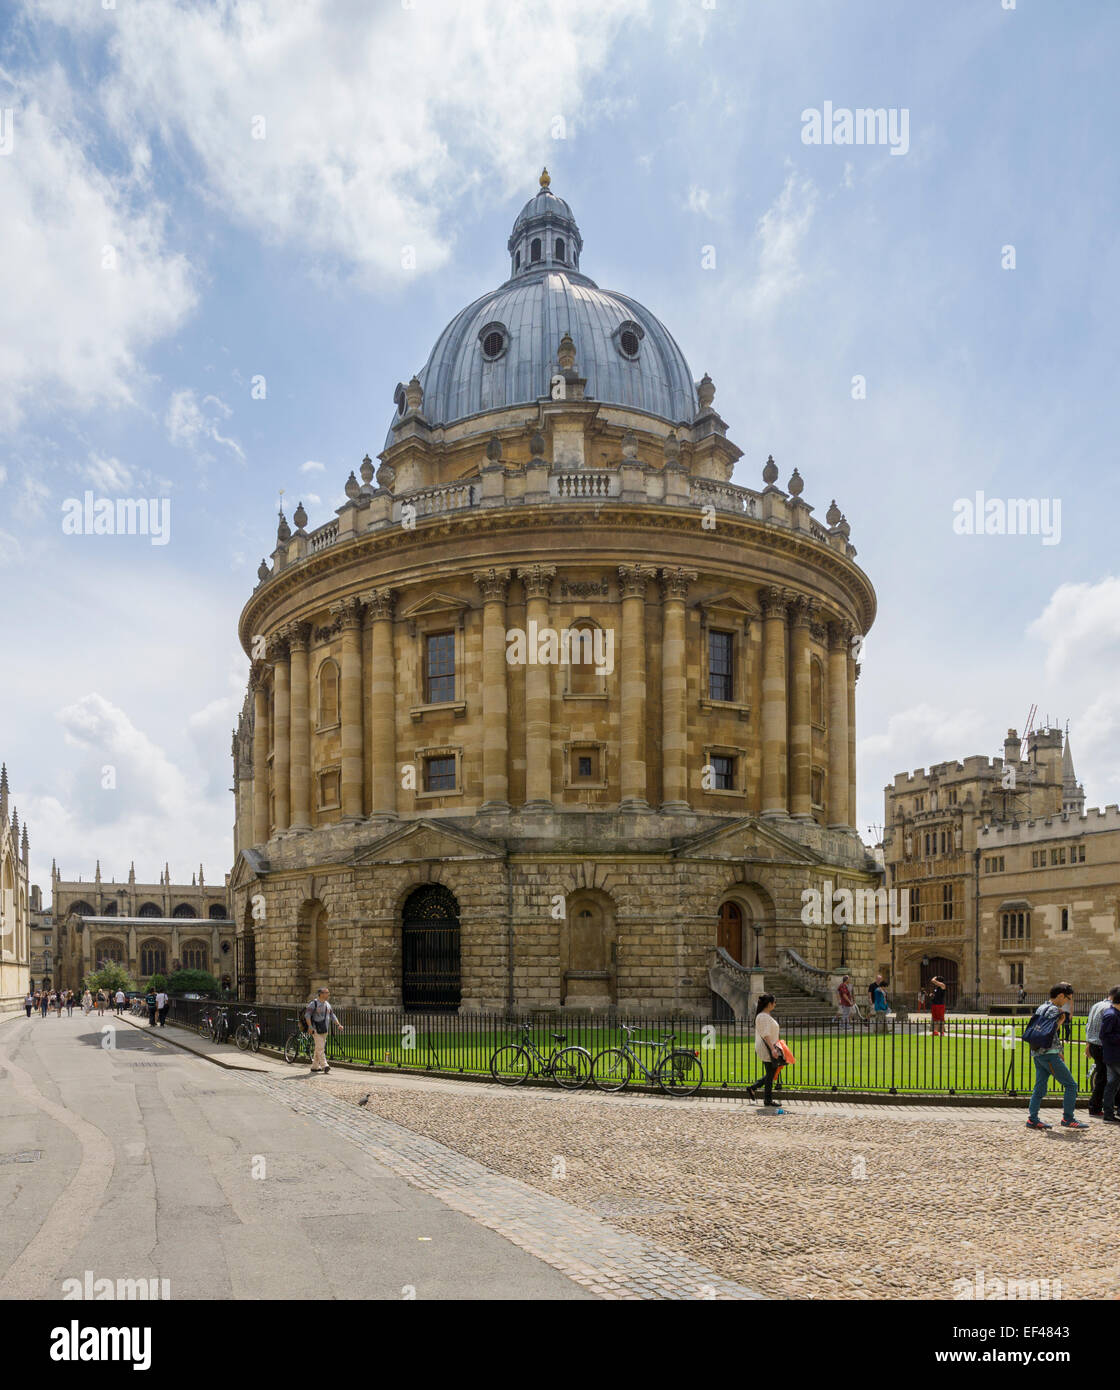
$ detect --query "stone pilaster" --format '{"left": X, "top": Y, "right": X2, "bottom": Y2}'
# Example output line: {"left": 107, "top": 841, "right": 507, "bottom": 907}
{"left": 759, "top": 587, "right": 790, "bottom": 817}
{"left": 517, "top": 565, "right": 555, "bottom": 809}
{"left": 659, "top": 567, "right": 696, "bottom": 811}
{"left": 849, "top": 654, "right": 859, "bottom": 830}
{"left": 286, "top": 622, "right": 312, "bottom": 831}
{"left": 618, "top": 564, "right": 657, "bottom": 809}
{"left": 332, "top": 597, "right": 365, "bottom": 821}
{"left": 363, "top": 588, "right": 397, "bottom": 818}
{"left": 269, "top": 633, "right": 291, "bottom": 833}
{"left": 828, "top": 619, "right": 853, "bottom": 829}
{"left": 474, "top": 568, "right": 512, "bottom": 810}
{"left": 250, "top": 664, "right": 270, "bottom": 845}
{"left": 789, "top": 597, "right": 815, "bottom": 820}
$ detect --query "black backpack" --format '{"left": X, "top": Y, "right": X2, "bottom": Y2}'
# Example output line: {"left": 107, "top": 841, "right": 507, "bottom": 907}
{"left": 1022, "top": 1005, "right": 1060, "bottom": 1052}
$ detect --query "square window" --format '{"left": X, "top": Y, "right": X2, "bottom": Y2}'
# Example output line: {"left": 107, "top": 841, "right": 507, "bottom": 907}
{"left": 424, "top": 756, "right": 456, "bottom": 792}
{"left": 577, "top": 755, "right": 593, "bottom": 778}
{"left": 708, "top": 630, "right": 734, "bottom": 702}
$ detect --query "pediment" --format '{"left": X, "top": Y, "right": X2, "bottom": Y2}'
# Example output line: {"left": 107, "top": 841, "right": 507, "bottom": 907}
{"left": 696, "top": 592, "right": 759, "bottom": 624}
{"left": 675, "top": 816, "right": 821, "bottom": 866}
{"left": 230, "top": 847, "right": 270, "bottom": 890}
{"left": 400, "top": 591, "right": 473, "bottom": 621}
{"left": 351, "top": 818, "right": 503, "bottom": 867}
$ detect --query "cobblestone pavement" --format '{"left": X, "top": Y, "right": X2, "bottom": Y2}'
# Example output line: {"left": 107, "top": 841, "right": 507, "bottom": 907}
{"left": 242, "top": 1070, "right": 761, "bottom": 1300}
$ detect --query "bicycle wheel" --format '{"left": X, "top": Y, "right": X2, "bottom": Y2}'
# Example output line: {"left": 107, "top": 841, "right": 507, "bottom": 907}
{"left": 657, "top": 1050, "right": 703, "bottom": 1097}
{"left": 591, "top": 1048, "right": 633, "bottom": 1093}
{"left": 490, "top": 1045, "right": 532, "bottom": 1085}
{"left": 197, "top": 1015, "right": 212, "bottom": 1039}
{"left": 552, "top": 1046, "right": 592, "bottom": 1091}
{"left": 283, "top": 1033, "right": 303, "bottom": 1065}
{"left": 234, "top": 1023, "right": 252, "bottom": 1052}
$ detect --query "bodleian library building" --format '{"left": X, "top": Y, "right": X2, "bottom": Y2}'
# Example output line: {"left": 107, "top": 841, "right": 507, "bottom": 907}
{"left": 227, "top": 173, "right": 880, "bottom": 1017}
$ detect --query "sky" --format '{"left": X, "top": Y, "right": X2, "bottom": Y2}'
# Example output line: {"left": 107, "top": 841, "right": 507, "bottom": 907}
{"left": 2, "top": 0, "right": 1118, "bottom": 896}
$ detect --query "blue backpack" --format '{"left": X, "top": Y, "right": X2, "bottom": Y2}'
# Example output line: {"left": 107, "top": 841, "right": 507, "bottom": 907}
{"left": 1022, "top": 1005, "right": 1060, "bottom": 1052}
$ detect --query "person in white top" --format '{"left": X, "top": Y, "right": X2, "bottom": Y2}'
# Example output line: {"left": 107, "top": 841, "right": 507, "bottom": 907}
{"left": 114, "top": 989, "right": 126, "bottom": 1016}
{"left": 81, "top": 989, "right": 93, "bottom": 1015}
{"left": 748, "top": 993, "right": 786, "bottom": 1111}
{"left": 155, "top": 990, "right": 169, "bottom": 1027}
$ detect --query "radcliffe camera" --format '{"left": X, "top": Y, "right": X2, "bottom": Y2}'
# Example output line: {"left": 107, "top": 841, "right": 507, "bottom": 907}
{"left": 0, "top": 0, "right": 1114, "bottom": 1362}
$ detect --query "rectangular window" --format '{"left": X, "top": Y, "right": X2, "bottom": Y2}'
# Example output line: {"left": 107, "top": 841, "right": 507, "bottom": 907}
{"left": 425, "top": 632, "right": 455, "bottom": 704}
{"left": 810, "top": 768, "right": 824, "bottom": 807}
{"left": 318, "top": 769, "right": 341, "bottom": 809}
{"left": 942, "top": 882, "right": 953, "bottom": 921}
{"left": 424, "top": 755, "right": 456, "bottom": 792}
{"left": 1058, "top": 847, "right": 1066, "bottom": 865}
{"left": 1061, "top": 907, "right": 1069, "bottom": 932}
{"left": 1050, "top": 848, "right": 1058, "bottom": 866}
{"left": 909, "top": 886, "right": 921, "bottom": 924}
{"left": 711, "top": 754, "right": 736, "bottom": 790}
{"left": 1010, "top": 961, "right": 1024, "bottom": 986}
{"left": 708, "top": 630, "right": 734, "bottom": 702}
{"left": 577, "top": 755, "right": 593, "bottom": 778}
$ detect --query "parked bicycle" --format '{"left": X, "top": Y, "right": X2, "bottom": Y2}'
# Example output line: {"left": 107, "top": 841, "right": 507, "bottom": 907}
{"left": 283, "top": 1020, "right": 313, "bottom": 1066}
{"left": 489, "top": 1024, "right": 592, "bottom": 1089}
{"left": 233, "top": 1009, "right": 261, "bottom": 1053}
{"left": 592, "top": 1022, "right": 703, "bottom": 1096}
{"left": 200, "top": 1003, "right": 232, "bottom": 1044}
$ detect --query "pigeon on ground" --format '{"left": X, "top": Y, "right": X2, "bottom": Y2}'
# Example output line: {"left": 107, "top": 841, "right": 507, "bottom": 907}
{"left": 359, "top": 1094, "right": 370, "bottom": 1106}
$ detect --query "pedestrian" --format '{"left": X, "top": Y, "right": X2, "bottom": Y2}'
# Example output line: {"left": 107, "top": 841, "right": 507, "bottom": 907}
{"left": 1099, "top": 986, "right": 1120, "bottom": 1126}
{"left": 1017, "top": 984, "right": 1027, "bottom": 1005}
{"left": 304, "top": 987, "right": 344, "bottom": 1074}
{"left": 96, "top": 989, "right": 106, "bottom": 1017}
{"left": 39, "top": 991, "right": 49, "bottom": 1018}
{"left": 928, "top": 975, "right": 948, "bottom": 1037}
{"left": 145, "top": 988, "right": 157, "bottom": 1026}
{"left": 114, "top": 989, "right": 125, "bottom": 1016}
{"left": 81, "top": 989, "right": 93, "bottom": 1016}
{"left": 871, "top": 980, "right": 890, "bottom": 1034}
{"left": 746, "top": 994, "right": 786, "bottom": 1111}
{"left": 917, "top": 987, "right": 927, "bottom": 1011}
{"left": 65, "top": 989, "right": 75, "bottom": 1016}
{"left": 1086, "top": 989, "right": 1113, "bottom": 1116}
{"left": 836, "top": 974, "right": 854, "bottom": 1030}
{"left": 156, "top": 988, "right": 169, "bottom": 1027}
{"left": 1025, "top": 982, "right": 1087, "bottom": 1131}
{"left": 24, "top": 991, "right": 33, "bottom": 1018}
{"left": 54, "top": 991, "right": 63, "bottom": 1017}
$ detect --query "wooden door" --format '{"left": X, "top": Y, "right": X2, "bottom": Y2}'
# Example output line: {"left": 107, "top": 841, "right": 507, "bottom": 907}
{"left": 717, "top": 901, "right": 743, "bottom": 964}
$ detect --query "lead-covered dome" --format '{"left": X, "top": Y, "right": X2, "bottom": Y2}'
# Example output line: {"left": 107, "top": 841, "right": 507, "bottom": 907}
{"left": 387, "top": 172, "right": 698, "bottom": 443}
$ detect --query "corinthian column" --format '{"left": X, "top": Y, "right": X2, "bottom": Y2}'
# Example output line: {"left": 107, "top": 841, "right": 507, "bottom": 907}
{"left": 789, "top": 597, "right": 815, "bottom": 820}
{"left": 269, "top": 633, "right": 291, "bottom": 832}
{"left": 849, "top": 652, "right": 860, "bottom": 829}
{"left": 332, "top": 597, "right": 365, "bottom": 820}
{"left": 828, "top": 619, "right": 852, "bottom": 828}
{"left": 363, "top": 588, "right": 397, "bottom": 818}
{"left": 660, "top": 567, "right": 696, "bottom": 812}
{"left": 287, "top": 622, "right": 312, "bottom": 831}
{"left": 518, "top": 565, "right": 555, "bottom": 809}
{"left": 474, "top": 568, "right": 512, "bottom": 810}
{"left": 618, "top": 564, "right": 657, "bottom": 810}
{"left": 251, "top": 664, "right": 270, "bottom": 845}
{"left": 759, "top": 587, "right": 790, "bottom": 818}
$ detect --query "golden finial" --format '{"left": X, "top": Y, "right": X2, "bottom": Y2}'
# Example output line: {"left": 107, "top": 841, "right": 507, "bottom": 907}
{"left": 539, "top": 167, "right": 551, "bottom": 189}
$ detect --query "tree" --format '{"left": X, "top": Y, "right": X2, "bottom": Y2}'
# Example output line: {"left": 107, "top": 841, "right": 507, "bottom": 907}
{"left": 147, "top": 973, "right": 169, "bottom": 993}
{"left": 84, "top": 962, "right": 136, "bottom": 996}
{"left": 167, "top": 968, "right": 220, "bottom": 997}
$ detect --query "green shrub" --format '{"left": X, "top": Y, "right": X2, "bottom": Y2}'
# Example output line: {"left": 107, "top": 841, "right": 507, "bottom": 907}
{"left": 167, "top": 968, "right": 220, "bottom": 997}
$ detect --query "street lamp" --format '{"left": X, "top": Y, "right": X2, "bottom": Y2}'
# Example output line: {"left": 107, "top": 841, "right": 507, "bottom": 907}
{"left": 838, "top": 921, "right": 848, "bottom": 968}
{"left": 753, "top": 923, "right": 763, "bottom": 968}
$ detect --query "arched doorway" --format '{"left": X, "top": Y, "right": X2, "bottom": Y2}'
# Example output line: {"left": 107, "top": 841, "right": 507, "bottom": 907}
{"left": 562, "top": 891, "right": 617, "bottom": 1007}
{"left": 401, "top": 884, "right": 461, "bottom": 1012}
{"left": 921, "top": 956, "right": 960, "bottom": 1007}
{"left": 716, "top": 901, "right": 745, "bottom": 964}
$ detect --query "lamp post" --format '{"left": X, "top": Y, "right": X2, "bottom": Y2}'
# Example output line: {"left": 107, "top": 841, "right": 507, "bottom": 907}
{"left": 753, "top": 924, "right": 763, "bottom": 968}
{"left": 839, "top": 921, "right": 848, "bottom": 968}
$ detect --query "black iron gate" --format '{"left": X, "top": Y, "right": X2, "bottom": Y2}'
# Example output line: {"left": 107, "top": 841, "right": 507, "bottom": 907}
{"left": 402, "top": 884, "right": 461, "bottom": 1011}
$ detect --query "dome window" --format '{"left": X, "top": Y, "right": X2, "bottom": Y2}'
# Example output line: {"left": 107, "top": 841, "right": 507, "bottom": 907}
{"left": 555, "top": 237, "right": 565, "bottom": 262}
{"left": 616, "top": 320, "right": 644, "bottom": 360}
{"left": 530, "top": 237, "right": 542, "bottom": 263}
{"left": 515, "top": 250, "right": 521, "bottom": 270}
{"left": 393, "top": 382, "right": 408, "bottom": 416}
{"left": 478, "top": 322, "right": 509, "bottom": 361}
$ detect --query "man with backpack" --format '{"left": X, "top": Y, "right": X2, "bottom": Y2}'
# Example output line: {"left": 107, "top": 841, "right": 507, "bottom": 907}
{"left": 1086, "top": 989, "right": 1113, "bottom": 1115}
{"left": 1099, "top": 986, "right": 1120, "bottom": 1125}
{"left": 1025, "top": 982, "right": 1087, "bottom": 1130}
{"left": 305, "top": 987, "right": 344, "bottom": 1074}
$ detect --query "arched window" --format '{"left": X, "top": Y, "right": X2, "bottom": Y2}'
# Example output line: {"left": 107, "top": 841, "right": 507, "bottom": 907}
{"left": 69, "top": 901, "right": 95, "bottom": 918}
{"left": 310, "top": 904, "right": 328, "bottom": 976}
{"left": 171, "top": 903, "right": 197, "bottom": 919}
{"left": 565, "top": 620, "right": 602, "bottom": 696}
{"left": 555, "top": 237, "right": 565, "bottom": 261}
{"left": 101, "top": 902, "right": 117, "bottom": 917}
{"left": 515, "top": 250, "right": 521, "bottom": 270}
{"left": 530, "top": 237, "right": 541, "bottom": 263}
{"left": 96, "top": 939, "right": 124, "bottom": 967}
{"left": 209, "top": 903, "right": 228, "bottom": 920}
{"left": 138, "top": 902, "right": 162, "bottom": 918}
{"left": 181, "top": 940, "right": 209, "bottom": 972}
{"left": 810, "top": 657, "right": 825, "bottom": 727}
{"left": 140, "top": 940, "right": 167, "bottom": 977}
{"left": 318, "top": 659, "right": 340, "bottom": 729}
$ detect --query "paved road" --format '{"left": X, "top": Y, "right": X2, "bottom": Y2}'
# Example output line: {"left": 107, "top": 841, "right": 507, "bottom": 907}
{"left": 0, "top": 1011, "right": 593, "bottom": 1300}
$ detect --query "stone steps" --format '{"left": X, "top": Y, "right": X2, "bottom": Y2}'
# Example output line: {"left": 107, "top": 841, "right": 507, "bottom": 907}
{"left": 767, "top": 971, "right": 840, "bottom": 1022}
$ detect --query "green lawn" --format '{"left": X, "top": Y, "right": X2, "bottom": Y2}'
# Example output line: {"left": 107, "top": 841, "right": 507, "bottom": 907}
{"left": 312, "top": 1015, "right": 1093, "bottom": 1097}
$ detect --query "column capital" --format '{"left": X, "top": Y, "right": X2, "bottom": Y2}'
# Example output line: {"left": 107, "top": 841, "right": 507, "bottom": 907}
{"left": 759, "top": 586, "right": 792, "bottom": 620}
{"left": 473, "top": 567, "right": 512, "bottom": 603}
{"left": 659, "top": 567, "right": 698, "bottom": 602}
{"left": 248, "top": 660, "right": 270, "bottom": 691}
{"left": 790, "top": 595, "right": 817, "bottom": 628}
{"left": 265, "top": 631, "right": 290, "bottom": 662}
{"left": 282, "top": 620, "right": 312, "bottom": 652}
{"left": 517, "top": 564, "right": 556, "bottom": 601}
{"left": 361, "top": 586, "right": 396, "bottom": 622}
{"left": 809, "top": 620, "right": 828, "bottom": 644}
{"left": 827, "top": 618, "right": 855, "bottom": 650}
{"left": 329, "top": 595, "right": 364, "bottom": 631}
{"left": 618, "top": 563, "right": 657, "bottom": 600}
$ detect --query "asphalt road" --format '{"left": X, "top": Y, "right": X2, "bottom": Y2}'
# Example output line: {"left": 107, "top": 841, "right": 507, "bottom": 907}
{"left": 0, "top": 1010, "right": 590, "bottom": 1300}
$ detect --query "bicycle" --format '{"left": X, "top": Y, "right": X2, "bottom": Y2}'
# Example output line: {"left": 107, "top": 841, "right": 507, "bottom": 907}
{"left": 204, "top": 1004, "right": 232, "bottom": 1044}
{"left": 233, "top": 1009, "right": 261, "bottom": 1053}
{"left": 283, "top": 1021, "right": 314, "bottom": 1066}
{"left": 591, "top": 1022, "right": 703, "bottom": 1097}
{"left": 489, "top": 1024, "right": 592, "bottom": 1090}
{"left": 197, "top": 1004, "right": 217, "bottom": 1038}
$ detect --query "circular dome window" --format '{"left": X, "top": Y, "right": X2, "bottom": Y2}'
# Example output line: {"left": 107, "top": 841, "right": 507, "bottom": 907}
{"left": 616, "top": 321, "right": 644, "bottom": 360}
{"left": 478, "top": 322, "right": 508, "bottom": 361}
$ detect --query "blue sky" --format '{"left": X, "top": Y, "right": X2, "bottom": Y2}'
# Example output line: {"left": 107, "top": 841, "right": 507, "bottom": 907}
{"left": 2, "top": 0, "right": 1118, "bottom": 893}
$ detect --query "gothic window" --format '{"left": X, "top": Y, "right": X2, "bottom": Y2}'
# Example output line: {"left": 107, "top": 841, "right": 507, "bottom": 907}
{"left": 140, "top": 940, "right": 167, "bottom": 976}
{"left": 70, "top": 901, "right": 95, "bottom": 917}
{"left": 172, "top": 904, "right": 198, "bottom": 918}
{"left": 708, "top": 630, "right": 734, "bottom": 701}
{"left": 209, "top": 903, "right": 228, "bottom": 920}
{"left": 181, "top": 940, "right": 209, "bottom": 972}
{"left": 101, "top": 902, "right": 117, "bottom": 916}
{"left": 942, "top": 882, "right": 953, "bottom": 920}
{"left": 318, "top": 659, "right": 340, "bottom": 729}
{"left": 138, "top": 902, "right": 161, "bottom": 918}
{"left": 425, "top": 631, "right": 455, "bottom": 704}
{"left": 96, "top": 939, "right": 124, "bottom": 966}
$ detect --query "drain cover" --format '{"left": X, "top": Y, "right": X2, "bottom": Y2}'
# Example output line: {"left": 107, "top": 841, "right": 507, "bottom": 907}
{"left": 0, "top": 1151, "right": 42, "bottom": 1164}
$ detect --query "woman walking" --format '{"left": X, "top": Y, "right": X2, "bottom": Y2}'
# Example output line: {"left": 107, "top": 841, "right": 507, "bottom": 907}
{"left": 65, "top": 989, "right": 75, "bottom": 1017}
{"left": 747, "top": 993, "right": 787, "bottom": 1113}
{"left": 81, "top": 989, "right": 93, "bottom": 1016}
{"left": 39, "top": 991, "right": 49, "bottom": 1018}
{"left": 24, "top": 992, "right": 34, "bottom": 1018}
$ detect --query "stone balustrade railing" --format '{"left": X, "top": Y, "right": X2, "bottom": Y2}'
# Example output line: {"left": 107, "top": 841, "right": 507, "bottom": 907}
{"left": 690, "top": 479, "right": 759, "bottom": 516}
{"left": 777, "top": 947, "right": 834, "bottom": 1004}
{"left": 308, "top": 520, "right": 339, "bottom": 552}
{"left": 550, "top": 471, "right": 617, "bottom": 499}
{"left": 391, "top": 482, "right": 479, "bottom": 523}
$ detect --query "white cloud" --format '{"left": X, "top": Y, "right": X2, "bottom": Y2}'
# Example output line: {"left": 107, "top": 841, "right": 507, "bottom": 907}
{"left": 860, "top": 702, "right": 989, "bottom": 766}
{"left": 0, "top": 85, "right": 196, "bottom": 432}
{"left": 746, "top": 170, "right": 817, "bottom": 316}
{"left": 685, "top": 185, "right": 712, "bottom": 216}
{"left": 166, "top": 389, "right": 245, "bottom": 462}
{"left": 1027, "top": 577, "right": 1120, "bottom": 683}
{"left": 84, "top": 453, "right": 134, "bottom": 493}
{"left": 300, "top": 461, "right": 326, "bottom": 474}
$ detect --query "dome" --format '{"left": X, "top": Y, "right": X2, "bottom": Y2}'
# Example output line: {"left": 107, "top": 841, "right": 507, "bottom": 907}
{"left": 386, "top": 173, "right": 698, "bottom": 444}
